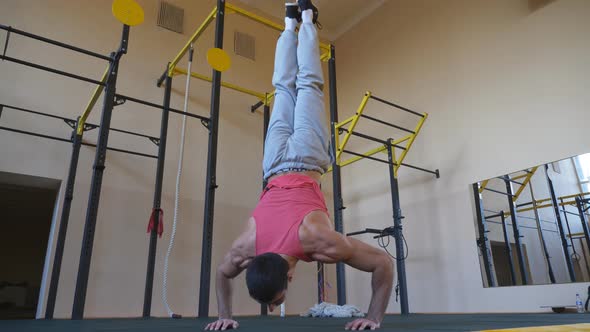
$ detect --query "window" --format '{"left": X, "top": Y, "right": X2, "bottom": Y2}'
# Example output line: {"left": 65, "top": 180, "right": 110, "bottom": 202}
{"left": 574, "top": 153, "right": 590, "bottom": 192}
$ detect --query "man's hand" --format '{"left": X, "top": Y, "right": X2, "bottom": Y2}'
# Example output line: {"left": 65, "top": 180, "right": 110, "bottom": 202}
{"left": 204, "top": 318, "right": 239, "bottom": 331}
{"left": 345, "top": 318, "right": 380, "bottom": 330}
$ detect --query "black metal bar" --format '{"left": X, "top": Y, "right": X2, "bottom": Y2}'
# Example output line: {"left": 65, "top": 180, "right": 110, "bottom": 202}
{"left": 386, "top": 139, "right": 408, "bottom": 315}
{"left": 0, "top": 55, "right": 104, "bottom": 85}
{"left": 80, "top": 142, "right": 157, "bottom": 159}
{"left": 0, "top": 24, "right": 111, "bottom": 61}
{"left": 575, "top": 197, "right": 590, "bottom": 269}
{"left": 347, "top": 228, "right": 384, "bottom": 236}
{"left": 501, "top": 177, "right": 524, "bottom": 185}
{"left": 342, "top": 148, "right": 438, "bottom": 177}
{"left": 260, "top": 101, "right": 270, "bottom": 316}
{"left": 143, "top": 71, "right": 172, "bottom": 317}
{"left": 499, "top": 212, "right": 517, "bottom": 286}
{"left": 516, "top": 201, "right": 535, "bottom": 208}
{"left": 483, "top": 187, "right": 513, "bottom": 197}
{"left": 544, "top": 164, "right": 576, "bottom": 282}
{"left": 3, "top": 29, "right": 10, "bottom": 58}
{"left": 561, "top": 198, "right": 578, "bottom": 260}
{"left": 198, "top": 0, "right": 225, "bottom": 318}
{"left": 485, "top": 212, "right": 504, "bottom": 220}
{"left": 328, "top": 45, "right": 346, "bottom": 306}
{"left": 2, "top": 103, "right": 157, "bottom": 141}
{"left": 472, "top": 183, "right": 495, "bottom": 287}
{"left": 504, "top": 176, "right": 528, "bottom": 285}
{"left": 115, "top": 93, "right": 210, "bottom": 123}
{"left": 1, "top": 103, "right": 71, "bottom": 121}
{"left": 72, "top": 25, "right": 129, "bottom": 319}
{"left": 251, "top": 100, "right": 264, "bottom": 113}
{"left": 343, "top": 149, "right": 392, "bottom": 166}
{"left": 369, "top": 95, "right": 424, "bottom": 118}
{"left": 338, "top": 128, "right": 391, "bottom": 147}
{"left": 0, "top": 104, "right": 3, "bottom": 119}
{"left": 359, "top": 114, "right": 415, "bottom": 134}
{"left": 0, "top": 125, "right": 71, "bottom": 143}
{"left": 529, "top": 185, "right": 556, "bottom": 284}
{"left": 579, "top": 238, "right": 590, "bottom": 278}
{"left": 45, "top": 124, "right": 83, "bottom": 319}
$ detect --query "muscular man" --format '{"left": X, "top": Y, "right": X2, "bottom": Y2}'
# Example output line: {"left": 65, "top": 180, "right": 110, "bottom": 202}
{"left": 205, "top": 1, "right": 393, "bottom": 330}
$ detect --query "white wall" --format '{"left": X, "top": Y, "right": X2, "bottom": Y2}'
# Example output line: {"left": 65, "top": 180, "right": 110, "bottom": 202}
{"left": 335, "top": 0, "right": 590, "bottom": 313}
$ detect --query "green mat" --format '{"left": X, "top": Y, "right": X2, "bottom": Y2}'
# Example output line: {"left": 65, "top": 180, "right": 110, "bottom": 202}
{"left": 1, "top": 314, "right": 588, "bottom": 331}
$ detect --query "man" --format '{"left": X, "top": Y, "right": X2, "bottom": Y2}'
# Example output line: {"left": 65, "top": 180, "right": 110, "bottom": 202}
{"left": 205, "top": 1, "right": 394, "bottom": 330}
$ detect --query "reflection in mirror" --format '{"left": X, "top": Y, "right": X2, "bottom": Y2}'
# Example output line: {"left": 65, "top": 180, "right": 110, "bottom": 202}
{"left": 472, "top": 153, "right": 590, "bottom": 287}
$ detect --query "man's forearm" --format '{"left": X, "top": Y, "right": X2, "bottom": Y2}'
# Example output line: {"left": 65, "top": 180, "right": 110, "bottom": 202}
{"left": 216, "top": 269, "right": 233, "bottom": 319}
{"left": 366, "top": 259, "right": 394, "bottom": 323}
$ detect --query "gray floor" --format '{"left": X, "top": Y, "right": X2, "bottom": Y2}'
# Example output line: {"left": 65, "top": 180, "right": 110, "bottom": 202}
{"left": 0, "top": 314, "right": 589, "bottom": 331}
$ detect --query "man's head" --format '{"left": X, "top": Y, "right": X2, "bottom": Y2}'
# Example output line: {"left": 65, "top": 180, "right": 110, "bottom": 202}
{"left": 246, "top": 253, "right": 289, "bottom": 311}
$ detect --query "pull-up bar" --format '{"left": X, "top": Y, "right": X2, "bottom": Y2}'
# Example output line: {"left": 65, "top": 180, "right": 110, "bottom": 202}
{"left": 0, "top": 24, "right": 112, "bottom": 61}
{"left": 332, "top": 91, "right": 438, "bottom": 178}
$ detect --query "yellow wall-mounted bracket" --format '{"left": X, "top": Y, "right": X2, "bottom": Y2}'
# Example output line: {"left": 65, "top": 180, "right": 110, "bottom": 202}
{"left": 172, "top": 67, "right": 266, "bottom": 100}
{"left": 77, "top": 66, "right": 110, "bottom": 135}
{"left": 207, "top": 48, "right": 232, "bottom": 72}
{"left": 334, "top": 91, "right": 372, "bottom": 163}
{"left": 511, "top": 166, "right": 538, "bottom": 202}
{"left": 393, "top": 113, "right": 428, "bottom": 177}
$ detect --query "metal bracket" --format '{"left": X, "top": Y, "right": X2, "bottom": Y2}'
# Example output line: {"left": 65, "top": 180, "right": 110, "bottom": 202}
{"left": 114, "top": 95, "right": 127, "bottom": 106}
{"left": 83, "top": 123, "right": 98, "bottom": 132}
{"left": 63, "top": 119, "right": 77, "bottom": 130}
{"left": 149, "top": 137, "right": 160, "bottom": 146}
{"left": 201, "top": 119, "right": 210, "bottom": 130}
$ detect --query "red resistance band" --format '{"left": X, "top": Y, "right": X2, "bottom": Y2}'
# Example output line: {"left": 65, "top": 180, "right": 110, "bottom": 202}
{"left": 147, "top": 208, "right": 164, "bottom": 238}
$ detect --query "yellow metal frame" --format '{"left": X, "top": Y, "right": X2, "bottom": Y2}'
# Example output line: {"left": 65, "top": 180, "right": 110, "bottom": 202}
{"left": 162, "top": 2, "right": 331, "bottom": 108}
{"left": 328, "top": 91, "right": 429, "bottom": 176}
{"left": 498, "top": 192, "right": 590, "bottom": 217}
{"left": 77, "top": 66, "right": 110, "bottom": 135}
{"left": 511, "top": 166, "right": 538, "bottom": 202}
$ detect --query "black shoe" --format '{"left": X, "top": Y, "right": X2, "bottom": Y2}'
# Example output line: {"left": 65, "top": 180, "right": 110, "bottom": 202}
{"left": 297, "top": 0, "right": 322, "bottom": 29}
{"left": 286, "top": 3, "right": 302, "bottom": 23}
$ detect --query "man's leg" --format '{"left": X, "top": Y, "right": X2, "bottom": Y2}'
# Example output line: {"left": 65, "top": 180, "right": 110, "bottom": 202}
{"left": 262, "top": 5, "right": 300, "bottom": 180}
{"left": 289, "top": 3, "right": 331, "bottom": 173}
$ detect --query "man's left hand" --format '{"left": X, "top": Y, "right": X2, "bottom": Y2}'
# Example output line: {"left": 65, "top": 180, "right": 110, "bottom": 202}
{"left": 345, "top": 318, "right": 380, "bottom": 330}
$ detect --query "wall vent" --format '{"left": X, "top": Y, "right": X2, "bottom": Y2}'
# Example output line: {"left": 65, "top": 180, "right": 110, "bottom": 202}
{"left": 234, "top": 31, "right": 256, "bottom": 61}
{"left": 157, "top": 1, "right": 184, "bottom": 34}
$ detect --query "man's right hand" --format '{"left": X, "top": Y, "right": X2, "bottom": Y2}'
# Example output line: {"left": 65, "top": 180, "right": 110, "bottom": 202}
{"left": 204, "top": 319, "right": 239, "bottom": 331}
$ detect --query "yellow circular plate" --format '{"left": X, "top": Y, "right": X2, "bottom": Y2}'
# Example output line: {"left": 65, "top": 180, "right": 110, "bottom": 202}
{"left": 207, "top": 48, "right": 232, "bottom": 72}
{"left": 112, "top": 0, "right": 144, "bottom": 26}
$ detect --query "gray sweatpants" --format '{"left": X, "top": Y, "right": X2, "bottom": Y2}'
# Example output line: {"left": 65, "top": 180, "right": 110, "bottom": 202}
{"left": 262, "top": 23, "right": 332, "bottom": 181}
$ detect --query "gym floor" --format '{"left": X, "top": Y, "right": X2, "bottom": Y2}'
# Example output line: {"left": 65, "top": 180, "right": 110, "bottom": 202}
{"left": 1, "top": 314, "right": 589, "bottom": 332}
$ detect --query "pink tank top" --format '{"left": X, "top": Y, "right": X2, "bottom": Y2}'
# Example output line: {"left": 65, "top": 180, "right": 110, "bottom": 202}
{"left": 252, "top": 173, "right": 328, "bottom": 262}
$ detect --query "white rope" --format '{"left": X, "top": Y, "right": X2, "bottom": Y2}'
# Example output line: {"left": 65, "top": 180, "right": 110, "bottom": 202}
{"left": 162, "top": 44, "right": 194, "bottom": 318}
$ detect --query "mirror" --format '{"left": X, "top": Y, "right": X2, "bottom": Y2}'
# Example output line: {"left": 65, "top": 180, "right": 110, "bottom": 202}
{"left": 472, "top": 153, "right": 590, "bottom": 287}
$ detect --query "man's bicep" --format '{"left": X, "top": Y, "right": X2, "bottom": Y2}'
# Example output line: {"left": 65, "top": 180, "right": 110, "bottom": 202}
{"left": 344, "top": 237, "right": 388, "bottom": 273}
{"left": 218, "top": 251, "right": 245, "bottom": 279}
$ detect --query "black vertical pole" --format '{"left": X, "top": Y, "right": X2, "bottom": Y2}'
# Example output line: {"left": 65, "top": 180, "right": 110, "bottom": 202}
{"left": 545, "top": 164, "right": 576, "bottom": 282}
{"left": 504, "top": 177, "right": 528, "bottom": 285}
{"left": 260, "top": 100, "right": 270, "bottom": 317}
{"left": 45, "top": 124, "right": 83, "bottom": 319}
{"left": 472, "top": 183, "right": 495, "bottom": 287}
{"left": 142, "top": 70, "right": 172, "bottom": 317}
{"left": 72, "top": 25, "right": 128, "bottom": 319}
{"left": 529, "top": 185, "right": 556, "bottom": 284}
{"left": 198, "top": 0, "right": 225, "bottom": 318}
{"left": 499, "top": 212, "right": 516, "bottom": 286}
{"left": 575, "top": 197, "right": 590, "bottom": 263}
{"left": 328, "top": 45, "right": 346, "bottom": 306}
{"left": 386, "top": 140, "right": 408, "bottom": 315}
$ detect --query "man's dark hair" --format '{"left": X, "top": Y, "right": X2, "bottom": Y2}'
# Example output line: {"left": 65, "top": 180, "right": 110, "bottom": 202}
{"left": 246, "top": 253, "right": 289, "bottom": 303}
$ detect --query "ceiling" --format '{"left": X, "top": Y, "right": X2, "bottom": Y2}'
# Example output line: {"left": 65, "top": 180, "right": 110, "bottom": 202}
{"left": 238, "top": 0, "right": 387, "bottom": 41}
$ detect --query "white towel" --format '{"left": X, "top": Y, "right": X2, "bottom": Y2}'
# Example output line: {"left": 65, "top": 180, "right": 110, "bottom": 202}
{"left": 301, "top": 302, "right": 365, "bottom": 318}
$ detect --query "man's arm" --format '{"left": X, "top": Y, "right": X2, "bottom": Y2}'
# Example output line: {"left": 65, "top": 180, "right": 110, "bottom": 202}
{"left": 216, "top": 251, "right": 245, "bottom": 319}
{"left": 206, "top": 219, "right": 255, "bottom": 331}
{"left": 304, "top": 216, "right": 394, "bottom": 326}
